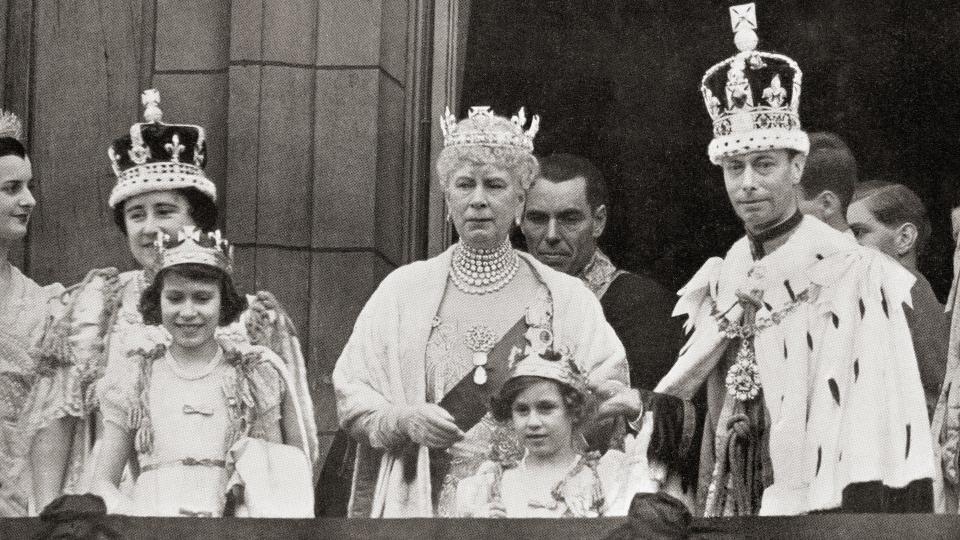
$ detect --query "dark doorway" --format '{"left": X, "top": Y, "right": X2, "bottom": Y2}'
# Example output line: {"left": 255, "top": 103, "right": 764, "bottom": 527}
{"left": 462, "top": 1, "right": 960, "bottom": 298}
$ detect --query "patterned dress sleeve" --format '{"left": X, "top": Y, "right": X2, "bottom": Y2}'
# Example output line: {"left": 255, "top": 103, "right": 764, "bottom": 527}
{"left": 19, "top": 268, "right": 122, "bottom": 435}
{"left": 95, "top": 360, "right": 139, "bottom": 432}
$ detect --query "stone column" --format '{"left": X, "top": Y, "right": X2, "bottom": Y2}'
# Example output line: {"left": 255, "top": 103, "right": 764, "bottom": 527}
{"left": 226, "top": 0, "right": 420, "bottom": 460}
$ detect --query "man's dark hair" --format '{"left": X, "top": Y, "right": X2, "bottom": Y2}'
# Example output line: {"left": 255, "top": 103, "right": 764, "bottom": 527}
{"left": 798, "top": 132, "right": 858, "bottom": 212}
{"left": 535, "top": 153, "right": 608, "bottom": 210}
{"left": 139, "top": 262, "right": 247, "bottom": 326}
{"left": 112, "top": 187, "right": 218, "bottom": 235}
{"left": 852, "top": 180, "right": 931, "bottom": 256}
{"left": 0, "top": 137, "right": 27, "bottom": 160}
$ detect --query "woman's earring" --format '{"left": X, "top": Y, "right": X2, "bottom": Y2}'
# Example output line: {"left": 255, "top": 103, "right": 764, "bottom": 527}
{"left": 446, "top": 211, "right": 452, "bottom": 223}
{"left": 514, "top": 212, "right": 522, "bottom": 227}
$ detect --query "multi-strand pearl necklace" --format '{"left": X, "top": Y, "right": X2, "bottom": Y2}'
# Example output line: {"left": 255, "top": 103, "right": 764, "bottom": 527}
{"left": 450, "top": 238, "right": 520, "bottom": 295}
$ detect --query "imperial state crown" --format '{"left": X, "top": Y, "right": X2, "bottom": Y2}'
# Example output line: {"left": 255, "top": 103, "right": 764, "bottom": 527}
{"left": 701, "top": 3, "right": 809, "bottom": 164}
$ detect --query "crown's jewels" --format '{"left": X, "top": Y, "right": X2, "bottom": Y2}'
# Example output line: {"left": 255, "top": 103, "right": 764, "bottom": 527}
{"left": 464, "top": 325, "right": 497, "bottom": 385}
{"left": 108, "top": 89, "right": 215, "bottom": 208}
{"left": 701, "top": 3, "right": 809, "bottom": 164}
{"left": 506, "top": 345, "right": 589, "bottom": 396}
{"left": 0, "top": 110, "right": 23, "bottom": 141}
{"left": 439, "top": 106, "right": 540, "bottom": 152}
{"left": 155, "top": 226, "right": 234, "bottom": 274}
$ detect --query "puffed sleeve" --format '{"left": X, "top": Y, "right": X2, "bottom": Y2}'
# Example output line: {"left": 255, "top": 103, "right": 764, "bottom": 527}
{"left": 95, "top": 359, "right": 140, "bottom": 432}
{"left": 18, "top": 269, "right": 122, "bottom": 437}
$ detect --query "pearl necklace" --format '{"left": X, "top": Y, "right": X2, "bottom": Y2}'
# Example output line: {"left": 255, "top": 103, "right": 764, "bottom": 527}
{"left": 450, "top": 238, "right": 520, "bottom": 295}
{"left": 166, "top": 347, "right": 223, "bottom": 381}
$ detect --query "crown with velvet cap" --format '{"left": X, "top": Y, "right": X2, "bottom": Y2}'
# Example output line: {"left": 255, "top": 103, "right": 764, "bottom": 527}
{"left": 154, "top": 225, "right": 233, "bottom": 274}
{"left": 107, "top": 89, "right": 215, "bottom": 208}
{"left": 701, "top": 3, "right": 809, "bottom": 164}
{"left": 440, "top": 106, "right": 540, "bottom": 153}
{"left": 506, "top": 345, "right": 589, "bottom": 395}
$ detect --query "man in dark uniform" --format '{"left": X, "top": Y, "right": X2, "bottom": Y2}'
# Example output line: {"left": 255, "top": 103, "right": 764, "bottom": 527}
{"left": 521, "top": 153, "right": 682, "bottom": 390}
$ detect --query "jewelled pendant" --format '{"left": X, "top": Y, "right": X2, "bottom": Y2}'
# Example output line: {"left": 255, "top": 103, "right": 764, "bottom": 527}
{"left": 465, "top": 325, "right": 496, "bottom": 386}
{"left": 472, "top": 351, "right": 489, "bottom": 384}
{"left": 473, "top": 365, "right": 488, "bottom": 385}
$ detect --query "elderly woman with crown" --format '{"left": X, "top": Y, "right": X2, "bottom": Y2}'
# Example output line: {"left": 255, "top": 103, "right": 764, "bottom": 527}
{"left": 332, "top": 106, "right": 631, "bottom": 517}
{"left": 654, "top": 4, "right": 934, "bottom": 516}
{"left": 17, "top": 89, "right": 318, "bottom": 512}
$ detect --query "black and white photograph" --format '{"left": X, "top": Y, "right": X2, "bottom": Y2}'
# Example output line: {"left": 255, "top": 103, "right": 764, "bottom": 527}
{"left": 1, "top": 1, "right": 959, "bottom": 538}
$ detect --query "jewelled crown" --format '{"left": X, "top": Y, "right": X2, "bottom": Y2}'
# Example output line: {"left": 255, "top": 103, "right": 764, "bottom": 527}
{"left": 701, "top": 3, "right": 809, "bottom": 164}
{"left": 440, "top": 106, "right": 540, "bottom": 153}
{"left": 107, "top": 89, "right": 216, "bottom": 208}
{"left": 155, "top": 226, "right": 233, "bottom": 274}
{"left": 0, "top": 110, "right": 23, "bottom": 141}
{"left": 507, "top": 345, "right": 589, "bottom": 395}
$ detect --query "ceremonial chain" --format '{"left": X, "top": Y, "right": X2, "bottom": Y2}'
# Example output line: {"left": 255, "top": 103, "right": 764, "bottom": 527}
{"left": 712, "top": 289, "right": 811, "bottom": 402}
{"left": 711, "top": 289, "right": 811, "bottom": 340}
{"left": 450, "top": 238, "right": 520, "bottom": 295}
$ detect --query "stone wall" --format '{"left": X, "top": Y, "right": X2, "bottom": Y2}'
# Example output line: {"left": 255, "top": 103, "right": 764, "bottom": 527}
{"left": 4, "top": 0, "right": 429, "bottom": 464}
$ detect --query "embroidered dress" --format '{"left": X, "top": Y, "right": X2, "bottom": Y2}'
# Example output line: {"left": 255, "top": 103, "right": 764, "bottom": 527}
{"left": 98, "top": 341, "right": 282, "bottom": 516}
{"left": 0, "top": 263, "right": 62, "bottom": 516}
{"left": 455, "top": 431, "right": 661, "bottom": 519}
{"left": 18, "top": 268, "right": 317, "bottom": 496}
{"left": 426, "top": 262, "right": 550, "bottom": 515}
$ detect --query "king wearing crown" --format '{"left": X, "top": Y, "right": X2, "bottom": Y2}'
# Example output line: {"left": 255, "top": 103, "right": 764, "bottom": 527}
{"left": 655, "top": 4, "right": 934, "bottom": 516}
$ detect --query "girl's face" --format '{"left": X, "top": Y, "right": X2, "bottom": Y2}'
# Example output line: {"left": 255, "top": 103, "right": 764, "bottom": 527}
{"left": 511, "top": 379, "right": 575, "bottom": 459}
{"left": 160, "top": 272, "right": 221, "bottom": 352}
{"left": 123, "top": 191, "right": 196, "bottom": 269}
{"left": 0, "top": 155, "right": 34, "bottom": 244}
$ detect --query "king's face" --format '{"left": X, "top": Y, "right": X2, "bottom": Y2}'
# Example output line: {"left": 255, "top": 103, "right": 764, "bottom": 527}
{"left": 721, "top": 149, "right": 804, "bottom": 234}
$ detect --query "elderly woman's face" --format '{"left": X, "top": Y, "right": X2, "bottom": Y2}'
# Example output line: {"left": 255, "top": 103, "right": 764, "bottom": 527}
{"left": 446, "top": 162, "right": 524, "bottom": 249}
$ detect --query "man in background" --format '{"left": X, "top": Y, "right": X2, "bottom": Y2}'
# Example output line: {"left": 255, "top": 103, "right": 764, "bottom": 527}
{"left": 796, "top": 132, "right": 857, "bottom": 233}
{"left": 521, "top": 153, "right": 681, "bottom": 390}
{"left": 847, "top": 181, "right": 948, "bottom": 416}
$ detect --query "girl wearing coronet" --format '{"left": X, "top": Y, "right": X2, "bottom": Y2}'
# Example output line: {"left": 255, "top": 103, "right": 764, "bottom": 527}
{"left": 19, "top": 89, "right": 317, "bottom": 511}
{"left": 455, "top": 347, "right": 658, "bottom": 518}
{"left": 93, "top": 227, "right": 311, "bottom": 517}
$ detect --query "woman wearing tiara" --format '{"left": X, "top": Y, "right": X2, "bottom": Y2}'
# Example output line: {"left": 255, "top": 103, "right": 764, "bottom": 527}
{"left": 333, "top": 106, "right": 629, "bottom": 517}
{"left": 0, "top": 111, "right": 64, "bottom": 516}
{"left": 455, "top": 347, "right": 656, "bottom": 518}
{"left": 18, "top": 90, "right": 317, "bottom": 511}
{"left": 93, "top": 227, "right": 311, "bottom": 517}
